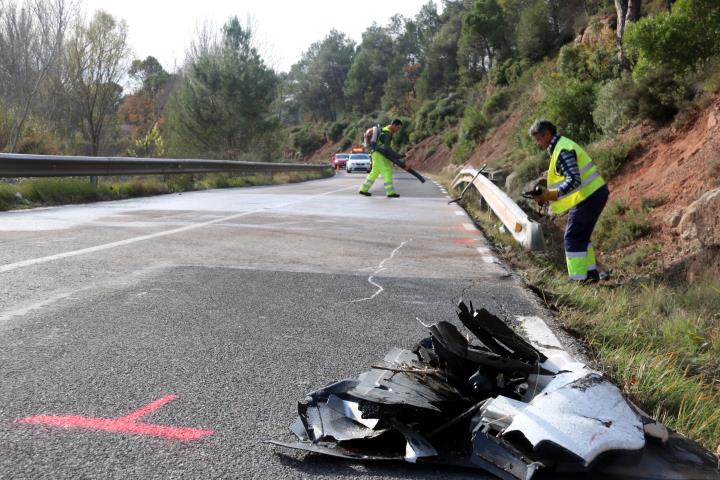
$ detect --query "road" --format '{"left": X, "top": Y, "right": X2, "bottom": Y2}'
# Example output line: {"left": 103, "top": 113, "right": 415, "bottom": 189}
{"left": 0, "top": 171, "right": 563, "bottom": 479}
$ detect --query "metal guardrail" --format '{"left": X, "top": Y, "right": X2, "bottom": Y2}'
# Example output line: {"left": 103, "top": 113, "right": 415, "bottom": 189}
{"left": 452, "top": 167, "right": 544, "bottom": 251}
{"left": 0, "top": 153, "right": 332, "bottom": 177}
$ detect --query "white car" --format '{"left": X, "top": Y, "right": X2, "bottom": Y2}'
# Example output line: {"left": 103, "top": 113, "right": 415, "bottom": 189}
{"left": 346, "top": 153, "right": 371, "bottom": 173}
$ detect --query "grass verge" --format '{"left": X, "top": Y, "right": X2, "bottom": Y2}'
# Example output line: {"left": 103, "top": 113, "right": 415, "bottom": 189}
{"left": 451, "top": 184, "right": 720, "bottom": 453}
{"left": 0, "top": 170, "right": 333, "bottom": 211}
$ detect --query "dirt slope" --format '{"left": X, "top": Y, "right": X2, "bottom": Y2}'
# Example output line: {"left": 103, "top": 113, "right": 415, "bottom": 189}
{"left": 609, "top": 96, "right": 720, "bottom": 275}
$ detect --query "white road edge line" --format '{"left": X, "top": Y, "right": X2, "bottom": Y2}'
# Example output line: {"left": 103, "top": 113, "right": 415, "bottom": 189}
{"left": 351, "top": 240, "right": 411, "bottom": 303}
{"left": 0, "top": 185, "right": 354, "bottom": 274}
{"left": 463, "top": 223, "right": 476, "bottom": 231}
{"left": 515, "top": 315, "right": 564, "bottom": 354}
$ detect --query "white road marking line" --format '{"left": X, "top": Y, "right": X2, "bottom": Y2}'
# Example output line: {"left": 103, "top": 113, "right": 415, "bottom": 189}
{"left": 482, "top": 256, "right": 500, "bottom": 264}
{"left": 352, "top": 240, "right": 412, "bottom": 303}
{"left": 477, "top": 247, "right": 492, "bottom": 254}
{"left": 0, "top": 186, "right": 354, "bottom": 274}
{"left": 516, "top": 316, "right": 564, "bottom": 351}
{"left": 454, "top": 211, "right": 465, "bottom": 216}
{"left": 463, "top": 223, "right": 476, "bottom": 232}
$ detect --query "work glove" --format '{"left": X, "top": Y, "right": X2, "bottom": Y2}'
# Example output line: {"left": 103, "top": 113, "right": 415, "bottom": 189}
{"left": 534, "top": 187, "right": 558, "bottom": 205}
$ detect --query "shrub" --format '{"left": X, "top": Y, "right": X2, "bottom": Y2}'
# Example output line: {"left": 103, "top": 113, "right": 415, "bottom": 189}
{"left": 462, "top": 106, "right": 489, "bottom": 142}
{"left": 414, "top": 95, "right": 464, "bottom": 139}
{"left": 640, "top": 196, "right": 667, "bottom": 210}
{"left": 0, "top": 184, "right": 18, "bottom": 210}
{"left": 587, "top": 137, "right": 638, "bottom": 179}
{"left": 514, "top": 152, "right": 549, "bottom": 185}
{"left": 630, "top": 69, "right": 686, "bottom": 123}
{"left": 595, "top": 200, "right": 651, "bottom": 251}
{"left": 702, "top": 57, "right": 720, "bottom": 94}
{"left": 540, "top": 78, "right": 598, "bottom": 143}
{"left": 423, "top": 145, "right": 438, "bottom": 161}
{"left": 20, "top": 179, "right": 99, "bottom": 204}
{"left": 327, "top": 121, "right": 348, "bottom": 142}
{"left": 619, "top": 243, "right": 660, "bottom": 271}
{"left": 444, "top": 130, "right": 459, "bottom": 149}
{"left": 451, "top": 137, "right": 474, "bottom": 165}
{"left": 625, "top": 0, "right": 720, "bottom": 80}
{"left": 340, "top": 138, "right": 352, "bottom": 150}
{"left": 490, "top": 58, "right": 530, "bottom": 86}
{"left": 593, "top": 76, "right": 636, "bottom": 136}
{"left": 558, "top": 35, "right": 619, "bottom": 83}
{"left": 482, "top": 89, "right": 512, "bottom": 122}
{"left": 291, "top": 127, "right": 324, "bottom": 156}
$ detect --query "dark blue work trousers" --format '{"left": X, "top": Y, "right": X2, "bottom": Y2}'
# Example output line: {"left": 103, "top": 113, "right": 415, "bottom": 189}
{"left": 564, "top": 184, "right": 609, "bottom": 256}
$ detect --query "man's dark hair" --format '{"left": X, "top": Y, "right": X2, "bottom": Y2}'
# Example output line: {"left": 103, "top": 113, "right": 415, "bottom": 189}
{"left": 528, "top": 119, "right": 556, "bottom": 137}
{"left": 391, "top": 118, "right": 403, "bottom": 127}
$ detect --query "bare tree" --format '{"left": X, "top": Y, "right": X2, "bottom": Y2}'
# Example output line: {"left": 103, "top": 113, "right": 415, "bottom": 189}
{"left": 0, "top": 0, "right": 74, "bottom": 152}
{"left": 615, "top": 0, "right": 642, "bottom": 68}
{"left": 65, "top": 10, "right": 130, "bottom": 156}
{"left": 615, "top": 0, "right": 642, "bottom": 41}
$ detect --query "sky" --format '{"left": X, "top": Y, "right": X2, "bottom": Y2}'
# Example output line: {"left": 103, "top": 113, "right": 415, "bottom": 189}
{"left": 81, "top": 0, "right": 435, "bottom": 73}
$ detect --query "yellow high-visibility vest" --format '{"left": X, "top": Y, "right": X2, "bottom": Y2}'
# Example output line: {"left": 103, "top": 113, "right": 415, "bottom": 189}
{"left": 547, "top": 136, "right": 606, "bottom": 214}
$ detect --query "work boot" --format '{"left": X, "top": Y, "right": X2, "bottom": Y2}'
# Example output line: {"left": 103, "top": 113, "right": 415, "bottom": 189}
{"left": 358, "top": 191, "right": 371, "bottom": 197}
{"left": 387, "top": 193, "right": 400, "bottom": 198}
{"left": 587, "top": 270, "right": 601, "bottom": 283}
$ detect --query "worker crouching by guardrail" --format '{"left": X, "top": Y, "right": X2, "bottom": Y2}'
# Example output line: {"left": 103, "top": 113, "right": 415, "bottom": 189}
{"left": 527, "top": 119, "right": 610, "bottom": 284}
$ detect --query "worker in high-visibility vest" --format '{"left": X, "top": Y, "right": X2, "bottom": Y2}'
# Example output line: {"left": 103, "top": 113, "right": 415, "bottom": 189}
{"left": 359, "top": 119, "right": 403, "bottom": 198}
{"left": 528, "top": 119, "right": 610, "bottom": 283}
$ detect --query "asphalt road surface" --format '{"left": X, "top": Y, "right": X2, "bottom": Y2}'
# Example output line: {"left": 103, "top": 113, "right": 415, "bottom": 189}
{"left": 0, "top": 171, "right": 566, "bottom": 479}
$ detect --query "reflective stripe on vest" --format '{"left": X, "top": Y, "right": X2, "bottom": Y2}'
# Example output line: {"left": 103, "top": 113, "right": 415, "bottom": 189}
{"left": 547, "top": 136, "right": 606, "bottom": 215}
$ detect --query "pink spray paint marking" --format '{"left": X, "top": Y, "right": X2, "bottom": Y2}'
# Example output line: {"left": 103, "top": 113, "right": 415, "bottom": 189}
{"left": 17, "top": 394, "right": 213, "bottom": 441}
{"left": 450, "top": 237, "right": 478, "bottom": 245}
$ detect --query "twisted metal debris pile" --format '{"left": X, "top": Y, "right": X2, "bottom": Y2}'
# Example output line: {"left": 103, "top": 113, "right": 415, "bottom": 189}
{"left": 270, "top": 301, "right": 720, "bottom": 479}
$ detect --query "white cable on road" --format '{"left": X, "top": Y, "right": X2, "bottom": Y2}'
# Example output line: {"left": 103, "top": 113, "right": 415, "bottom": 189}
{"left": 351, "top": 240, "right": 412, "bottom": 303}
{"left": 0, "top": 186, "right": 354, "bottom": 274}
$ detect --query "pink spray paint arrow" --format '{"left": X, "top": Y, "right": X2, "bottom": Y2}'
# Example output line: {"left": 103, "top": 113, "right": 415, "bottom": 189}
{"left": 17, "top": 394, "right": 214, "bottom": 441}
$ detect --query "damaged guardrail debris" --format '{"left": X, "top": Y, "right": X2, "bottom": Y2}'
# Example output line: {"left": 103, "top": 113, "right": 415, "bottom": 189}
{"left": 270, "top": 301, "right": 720, "bottom": 480}
{"left": 452, "top": 168, "right": 543, "bottom": 251}
{"left": 0, "top": 153, "right": 331, "bottom": 177}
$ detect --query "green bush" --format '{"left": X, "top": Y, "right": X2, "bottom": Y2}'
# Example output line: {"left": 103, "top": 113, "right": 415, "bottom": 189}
{"left": 595, "top": 200, "right": 651, "bottom": 251}
{"left": 444, "top": 130, "right": 459, "bottom": 148}
{"left": 625, "top": 0, "right": 720, "bottom": 80}
{"left": 462, "top": 106, "right": 489, "bottom": 141}
{"left": 413, "top": 95, "right": 464, "bottom": 140}
{"left": 587, "top": 137, "right": 638, "bottom": 179}
{"left": 340, "top": 138, "right": 352, "bottom": 150}
{"left": 0, "top": 184, "right": 18, "bottom": 210}
{"left": 482, "top": 89, "right": 511, "bottom": 122}
{"left": 558, "top": 35, "right": 619, "bottom": 83}
{"left": 630, "top": 69, "right": 686, "bottom": 122}
{"left": 451, "top": 136, "right": 474, "bottom": 165}
{"left": 514, "top": 152, "right": 549, "bottom": 185}
{"left": 702, "top": 57, "right": 720, "bottom": 93}
{"left": 327, "top": 121, "right": 348, "bottom": 142}
{"left": 593, "top": 76, "right": 636, "bottom": 136}
{"left": 20, "top": 179, "right": 99, "bottom": 204}
{"left": 491, "top": 58, "right": 531, "bottom": 86}
{"left": 619, "top": 243, "right": 660, "bottom": 271}
{"left": 540, "top": 78, "right": 598, "bottom": 143}
{"left": 291, "top": 127, "right": 324, "bottom": 156}
{"left": 165, "top": 174, "right": 196, "bottom": 193}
